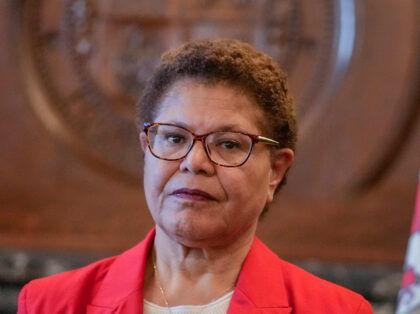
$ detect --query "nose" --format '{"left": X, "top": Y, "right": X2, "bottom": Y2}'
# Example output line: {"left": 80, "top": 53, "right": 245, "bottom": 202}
{"left": 179, "top": 140, "right": 215, "bottom": 175}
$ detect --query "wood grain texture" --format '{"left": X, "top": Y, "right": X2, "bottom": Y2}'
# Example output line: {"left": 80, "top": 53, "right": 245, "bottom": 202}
{"left": 0, "top": 0, "right": 419, "bottom": 265}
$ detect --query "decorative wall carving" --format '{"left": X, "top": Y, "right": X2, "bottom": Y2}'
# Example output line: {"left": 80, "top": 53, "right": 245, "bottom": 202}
{"left": 0, "top": 0, "right": 419, "bottom": 265}
{"left": 19, "top": 0, "right": 338, "bottom": 183}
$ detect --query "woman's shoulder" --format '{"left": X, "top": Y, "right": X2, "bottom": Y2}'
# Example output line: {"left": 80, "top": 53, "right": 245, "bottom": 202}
{"left": 244, "top": 237, "right": 373, "bottom": 313}
{"left": 25, "top": 254, "right": 117, "bottom": 290}
{"left": 278, "top": 258, "right": 372, "bottom": 312}
{"left": 17, "top": 230, "right": 155, "bottom": 314}
{"left": 18, "top": 255, "right": 118, "bottom": 313}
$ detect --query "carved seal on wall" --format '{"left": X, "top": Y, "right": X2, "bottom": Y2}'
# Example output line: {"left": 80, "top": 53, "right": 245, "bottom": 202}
{"left": 18, "top": 0, "right": 419, "bottom": 198}
{"left": 18, "top": 0, "right": 338, "bottom": 184}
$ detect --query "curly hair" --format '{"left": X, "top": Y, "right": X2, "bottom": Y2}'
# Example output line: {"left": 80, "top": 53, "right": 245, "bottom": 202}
{"left": 137, "top": 38, "right": 297, "bottom": 191}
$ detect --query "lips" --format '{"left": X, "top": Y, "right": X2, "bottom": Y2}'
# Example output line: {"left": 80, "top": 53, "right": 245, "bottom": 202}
{"left": 170, "top": 188, "right": 216, "bottom": 201}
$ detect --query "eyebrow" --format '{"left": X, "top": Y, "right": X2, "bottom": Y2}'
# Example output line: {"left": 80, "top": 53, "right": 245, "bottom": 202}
{"left": 216, "top": 125, "right": 244, "bottom": 132}
{"left": 165, "top": 121, "right": 248, "bottom": 133}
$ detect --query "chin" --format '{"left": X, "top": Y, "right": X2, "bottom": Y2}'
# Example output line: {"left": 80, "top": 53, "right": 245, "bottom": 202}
{"left": 168, "top": 217, "right": 230, "bottom": 247}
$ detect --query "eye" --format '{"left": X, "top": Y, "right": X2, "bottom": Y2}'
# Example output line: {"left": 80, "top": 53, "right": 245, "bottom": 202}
{"left": 166, "top": 133, "right": 185, "bottom": 144}
{"left": 218, "top": 140, "right": 240, "bottom": 150}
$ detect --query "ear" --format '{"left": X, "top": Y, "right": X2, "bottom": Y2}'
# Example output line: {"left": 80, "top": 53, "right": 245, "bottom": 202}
{"left": 266, "top": 148, "right": 294, "bottom": 203}
{"left": 139, "top": 132, "right": 148, "bottom": 153}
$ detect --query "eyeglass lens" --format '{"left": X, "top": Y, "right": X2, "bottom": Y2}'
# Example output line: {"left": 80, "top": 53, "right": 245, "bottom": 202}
{"left": 147, "top": 124, "right": 253, "bottom": 166}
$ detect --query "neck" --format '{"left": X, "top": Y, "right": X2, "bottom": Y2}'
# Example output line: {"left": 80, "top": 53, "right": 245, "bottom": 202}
{"left": 155, "top": 224, "right": 256, "bottom": 275}
{"left": 144, "top": 224, "right": 257, "bottom": 306}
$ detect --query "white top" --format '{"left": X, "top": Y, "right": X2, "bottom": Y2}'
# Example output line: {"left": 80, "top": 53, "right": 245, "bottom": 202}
{"left": 143, "top": 291, "right": 234, "bottom": 314}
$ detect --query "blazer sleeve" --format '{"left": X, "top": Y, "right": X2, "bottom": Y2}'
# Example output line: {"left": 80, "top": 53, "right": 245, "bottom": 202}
{"left": 17, "top": 284, "right": 29, "bottom": 314}
{"left": 356, "top": 297, "right": 374, "bottom": 314}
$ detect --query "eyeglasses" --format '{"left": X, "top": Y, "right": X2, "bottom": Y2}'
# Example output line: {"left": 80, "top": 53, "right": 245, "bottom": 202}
{"left": 143, "top": 122, "right": 280, "bottom": 167}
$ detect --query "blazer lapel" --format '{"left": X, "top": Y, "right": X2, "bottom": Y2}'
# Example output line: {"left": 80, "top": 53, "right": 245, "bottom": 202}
{"left": 228, "top": 237, "right": 292, "bottom": 314}
{"left": 87, "top": 229, "right": 156, "bottom": 314}
{"left": 87, "top": 230, "right": 290, "bottom": 314}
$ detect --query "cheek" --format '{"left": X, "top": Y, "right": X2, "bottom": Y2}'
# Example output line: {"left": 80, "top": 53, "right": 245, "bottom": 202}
{"left": 143, "top": 154, "right": 174, "bottom": 207}
{"left": 143, "top": 156, "right": 156, "bottom": 208}
{"left": 220, "top": 164, "right": 270, "bottom": 209}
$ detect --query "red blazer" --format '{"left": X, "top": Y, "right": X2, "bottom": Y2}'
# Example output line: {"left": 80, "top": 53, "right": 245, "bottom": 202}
{"left": 18, "top": 229, "right": 373, "bottom": 313}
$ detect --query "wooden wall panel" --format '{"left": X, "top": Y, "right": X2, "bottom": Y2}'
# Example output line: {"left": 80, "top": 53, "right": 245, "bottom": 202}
{"left": 0, "top": 0, "right": 419, "bottom": 265}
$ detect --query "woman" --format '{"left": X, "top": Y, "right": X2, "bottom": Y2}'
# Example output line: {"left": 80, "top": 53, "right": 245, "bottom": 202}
{"left": 18, "top": 39, "right": 373, "bottom": 313}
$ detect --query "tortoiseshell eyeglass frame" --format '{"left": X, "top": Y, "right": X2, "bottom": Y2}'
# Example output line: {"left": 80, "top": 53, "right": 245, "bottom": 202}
{"left": 143, "top": 122, "right": 280, "bottom": 168}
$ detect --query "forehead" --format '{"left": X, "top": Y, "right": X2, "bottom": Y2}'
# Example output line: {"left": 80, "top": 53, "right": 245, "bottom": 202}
{"left": 154, "top": 79, "right": 265, "bottom": 133}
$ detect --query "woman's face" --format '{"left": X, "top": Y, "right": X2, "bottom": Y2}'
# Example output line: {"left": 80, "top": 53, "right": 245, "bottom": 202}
{"left": 140, "top": 79, "right": 293, "bottom": 247}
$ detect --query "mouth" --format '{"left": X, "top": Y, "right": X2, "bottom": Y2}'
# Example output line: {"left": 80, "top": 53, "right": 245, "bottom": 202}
{"left": 170, "top": 188, "right": 216, "bottom": 201}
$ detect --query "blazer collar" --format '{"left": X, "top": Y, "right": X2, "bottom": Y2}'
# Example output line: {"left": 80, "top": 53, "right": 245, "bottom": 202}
{"left": 87, "top": 228, "right": 291, "bottom": 313}
{"left": 87, "top": 228, "right": 156, "bottom": 313}
{"left": 228, "top": 236, "right": 292, "bottom": 313}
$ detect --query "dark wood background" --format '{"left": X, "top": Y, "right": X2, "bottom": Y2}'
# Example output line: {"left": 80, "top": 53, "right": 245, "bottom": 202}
{"left": 0, "top": 0, "right": 419, "bottom": 267}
